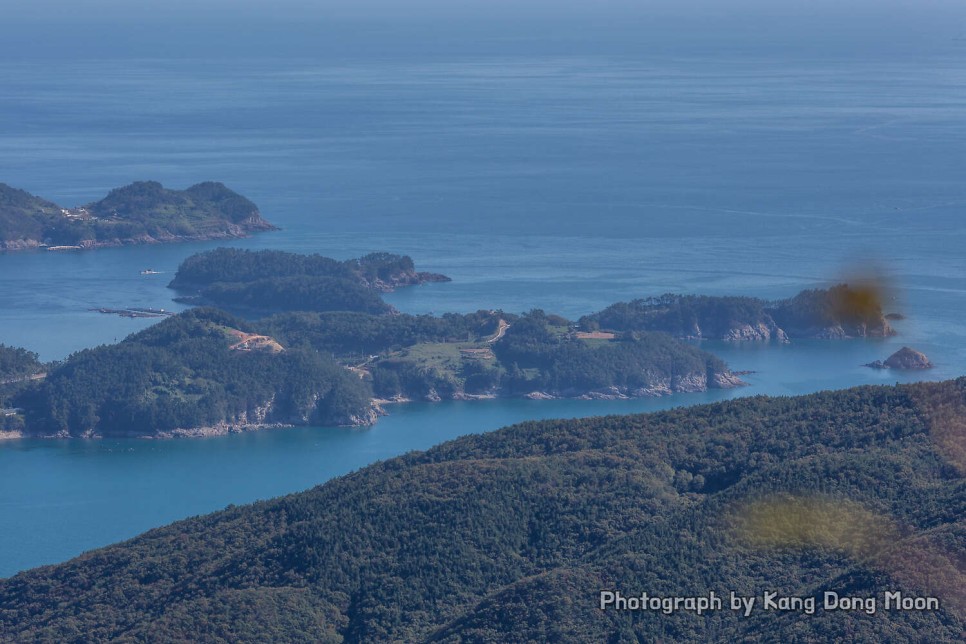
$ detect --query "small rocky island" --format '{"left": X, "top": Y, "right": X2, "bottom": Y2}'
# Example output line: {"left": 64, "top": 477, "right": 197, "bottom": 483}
{"left": 0, "top": 181, "right": 276, "bottom": 251}
{"left": 579, "top": 284, "right": 895, "bottom": 342}
{"left": 168, "top": 248, "right": 451, "bottom": 315}
{"left": 865, "top": 346, "right": 933, "bottom": 370}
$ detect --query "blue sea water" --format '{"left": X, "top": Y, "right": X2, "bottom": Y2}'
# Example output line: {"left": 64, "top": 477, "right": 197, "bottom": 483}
{"left": 2, "top": 50, "right": 966, "bottom": 577}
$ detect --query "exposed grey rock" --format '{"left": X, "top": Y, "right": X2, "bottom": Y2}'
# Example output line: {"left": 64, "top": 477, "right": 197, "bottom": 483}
{"left": 865, "top": 347, "right": 933, "bottom": 370}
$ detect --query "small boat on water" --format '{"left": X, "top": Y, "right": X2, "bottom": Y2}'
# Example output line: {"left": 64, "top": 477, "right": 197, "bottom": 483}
{"left": 140, "top": 269, "right": 162, "bottom": 275}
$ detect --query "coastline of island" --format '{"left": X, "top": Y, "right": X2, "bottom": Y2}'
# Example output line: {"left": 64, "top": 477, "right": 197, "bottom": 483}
{"left": 0, "top": 180, "right": 277, "bottom": 253}
{"left": 4, "top": 376, "right": 963, "bottom": 641}
{"left": 0, "top": 246, "right": 906, "bottom": 440}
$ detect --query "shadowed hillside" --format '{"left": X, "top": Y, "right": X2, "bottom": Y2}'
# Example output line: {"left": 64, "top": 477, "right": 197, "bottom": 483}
{"left": 0, "top": 379, "right": 963, "bottom": 641}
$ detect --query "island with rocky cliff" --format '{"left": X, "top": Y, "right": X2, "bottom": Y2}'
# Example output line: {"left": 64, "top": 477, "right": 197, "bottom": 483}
{"left": 0, "top": 249, "right": 915, "bottom": 439}
{"left": 866, "top": 346, "right": 933, "bottom": 370}
{"left": 4, "top": 306, "right": 742, "bottom": 438}
{"left": 9, "top": 308, "right": 376, "bottom": 439}
{"left": 168, "top": 248, "right": 451, "bottom": 315}
{"left": 0, "top": 181, "right": 276, "bottom": 252}
{"left": 579, "top": 284, "right": 895, "bottom": 341}
{"left": 1, "top": 248, "right": 745, "bottom": 438}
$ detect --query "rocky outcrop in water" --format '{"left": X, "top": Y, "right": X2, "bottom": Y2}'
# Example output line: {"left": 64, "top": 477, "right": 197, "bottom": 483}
{"left": 865, "top": 347, "right": 933, "bottom": 370}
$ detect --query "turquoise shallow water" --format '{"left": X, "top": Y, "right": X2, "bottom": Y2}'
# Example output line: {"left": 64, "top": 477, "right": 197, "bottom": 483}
{"left": 1, "top": 53, "right": 965, "bottom": 577}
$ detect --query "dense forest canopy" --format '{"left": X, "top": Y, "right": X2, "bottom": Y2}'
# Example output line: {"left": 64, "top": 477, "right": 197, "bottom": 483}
{"left": 486, "top": 309, "right": 732, "bottom": 397}
{"left": 0, "top": 183, "right": 61, "bottom": 242}
{"left": 0, "top": 344, "right": 42, "bottom": 383}
{"left": 580, "top": 285, "right": 894, "bottom": 340}
{"left": 168, "top": 248, "right": 449, "bottom": 315}
{"left": 3, "top": 299, "right": 744, "bottom": 436}
{"left": 1, "top": 268, "right": 911, "bottom": 436}
{"left": 260, "top": 310, "right": 504, "bottom": 358}
{"left": 90, "top": 181, "right": 260, "bottom": 226}
{"left": 0, "top": 344, "right": 44, "bottom": 431}
{"left": 0, "top": 181, "right": 274, "bottom": 248}
{"left": 12, "top": 308, "right": 372, "bottom": 437}
{"left": 309, "top": 308, "right": 742, "bottom": 402}
{"left": 1, "top": 379, "right": 962, "bottom": 641}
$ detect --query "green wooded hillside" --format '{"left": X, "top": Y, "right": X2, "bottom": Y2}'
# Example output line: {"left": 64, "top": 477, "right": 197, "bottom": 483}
{"left": 168, "top": 248, "right": 450, "bottom": 315}
{"left": 12, "top": 308, "right": 372, "bottom": 437}
{"left": 1, "top": 379, "right": 962, "bottom": 641}
{"left": 581, "top": 285, "right": 895, "bottom": 340}
{"left": 0, "top": 181, "right": 275, "bottom": 248}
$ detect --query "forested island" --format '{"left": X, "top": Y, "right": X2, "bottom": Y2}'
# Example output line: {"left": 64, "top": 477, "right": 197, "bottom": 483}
{"left": 580, "top": 284, "right": 896, "bottom": 341}
{"left": 10, "top": 309, "right": 373, "bottom": 438}
{"left": 0, "top": 181, "right": 275, "bottom": 251}
{"left": 1, "top": 379, "right": 962, "bottom": 641}
{"left": 5, "top": 306, "right": 739, "bottom": 438}
{"left": 0, "top": 247, "right": 908, "bottom": 438}
{"left": 168, "top": 248, "right": 451, "bottom": 314}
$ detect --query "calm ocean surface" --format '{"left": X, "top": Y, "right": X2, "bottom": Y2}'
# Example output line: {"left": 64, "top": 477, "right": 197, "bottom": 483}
{"left": 2, "top": 52, "right": 965, "bottom": 577}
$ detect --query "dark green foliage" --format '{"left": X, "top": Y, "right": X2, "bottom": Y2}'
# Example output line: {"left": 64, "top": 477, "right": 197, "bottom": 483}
{"left": 0, "top": 183, "right": 59, "bottom": 242}
{"left": 581, "top": 293, "right": 768, "bottom": 337}
{"left": 370, "top": 359, "right": 459, "bottom": 400}
{"left": 494, "top": 311, "right": 728, "bottom": 395}
{"left": 200, "top": 276, "right": 391, "bottom": 315}
{"left": 1, "top": 380, "right": 963, "bottom": 641}
{"left": 460, "top": 360, "right": 503, "bottom": 395}
{"left": 0, "top": 344, "right": 44, "bottom": 427}
{"left": 0, "top": 344, "right": 42, "bottom": 383}
{"left": 168, "top": 248, "right": 446, "bottom": 315}
{"left": 353, "top": 309, "right": 732, "bottom": 401}
{"left": 170, "top": 248, "right": 428, "bottom": 290}
{"left": 170, "top": 248, "right": 346, "bottom": 288}
{"left": 260, "top": 310, "right": 503, "bottom": 359}
{"left": 581, "top": 286, "right": 892, "bottom": 339}
{"left": 86, "top": 180, "right": 265, "bottom": 237}
{"left": 13, "top": 308, "right": 371, "bottom": 437}
{"left": 348, "top": 252, "right": 415, "bottom": 283}
{"left": 0, "top": 181, "right": 272, "bottom": 247}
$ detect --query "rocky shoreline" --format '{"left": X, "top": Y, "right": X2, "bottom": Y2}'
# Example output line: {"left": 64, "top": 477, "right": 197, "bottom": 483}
{"left": 6, "top": 373, "right": 747, "bottom": 440}
{"left": 0, "top": 219, "right": 277, "bottom": 254}
{"left": 369, "top": 271, "right": 452, "bottom": 292}
{"left": 522, "top": 371, "right": 746, "bottom": 400}
{"left": 380, "top": 370, "right": 746, "bottom": 405}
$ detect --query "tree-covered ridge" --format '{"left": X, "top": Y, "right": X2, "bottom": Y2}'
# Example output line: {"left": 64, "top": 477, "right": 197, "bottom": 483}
{"left": 260, "top": 310, "right": 504, "bottom": 358}
{"left": 168, "top": 248, "right": 451, "bottom": 314}
{"left": 12, "top": 308, "right": 373, "bottom": 438}
{"left": 252, "top": 308, "right": 740, "bottom": 402}
{"left": 3, "top": 305, "right": 742, "bottom": 436}
{"left": 580, "top": 284, "right": 895, "bottom": 341}
{"left": 0, "top": 181, "right": 276, "bottom": 250}
{"left": 0, "top": 345, "right": 45, "bottom": 431}
{"left": 484, "top": 309, "right": 737, "bottom": 398}
{"left": 1, "top": 380, "right": 962, "bottom": 642}
{"left": 0, "top": 344, "right": 43, "bottom": 384}
{"left": 0, "top": 183, "right": 62, "bottom": 244}
{"left": 90, "top": 181, "right": 257, "bottom": 223}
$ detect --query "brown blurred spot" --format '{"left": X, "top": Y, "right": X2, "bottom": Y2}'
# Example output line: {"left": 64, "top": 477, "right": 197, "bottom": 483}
{"left": 732, "top": 495, "right": 896, "bottom": 557}
{"left": 830, "top": 282, "right": 887, "bottom": 323}
{"left": 731, "top": 494, "right": 965, "bottom": 614}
